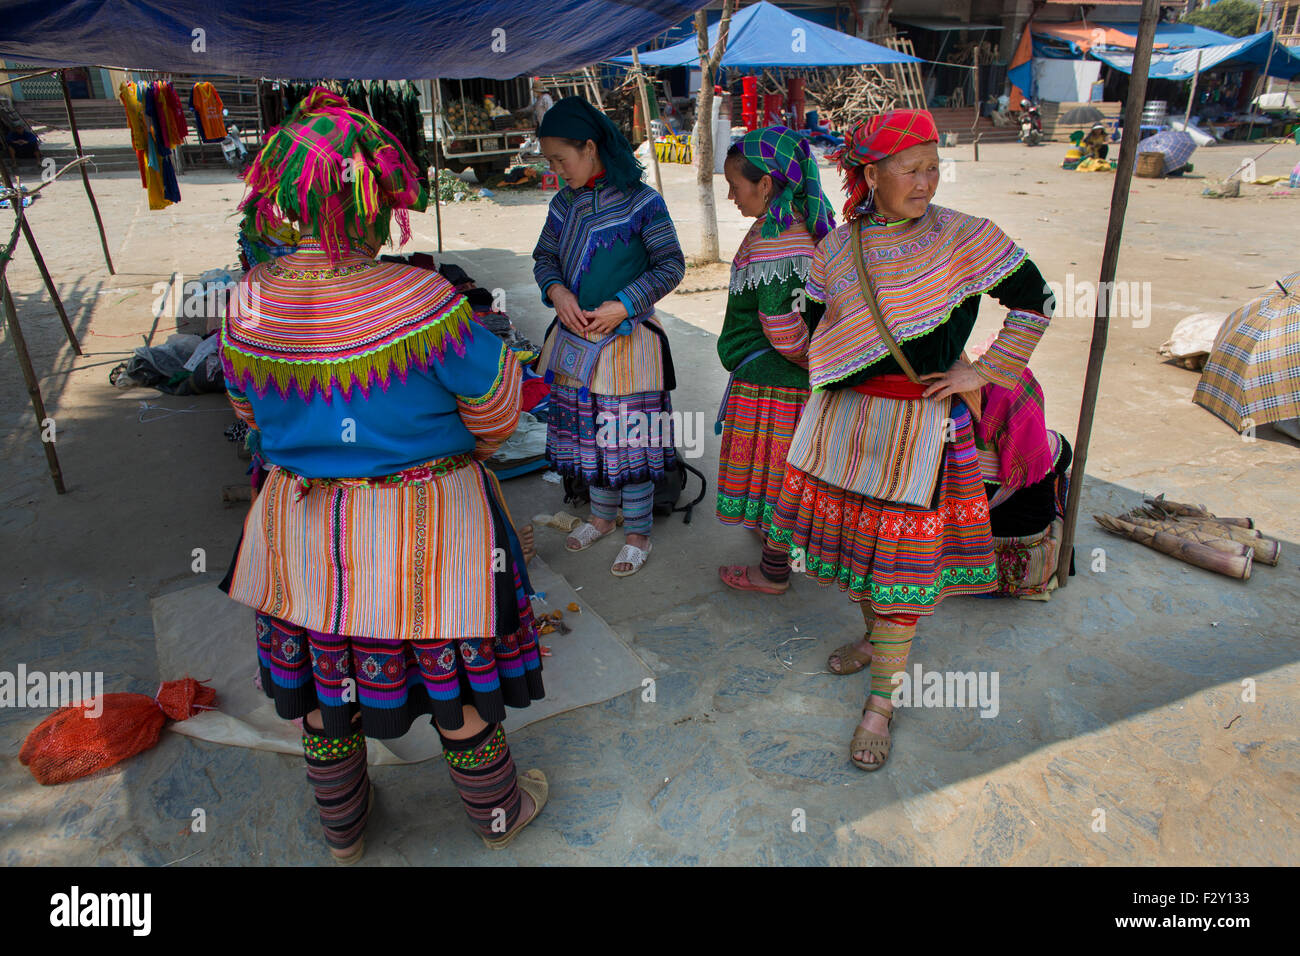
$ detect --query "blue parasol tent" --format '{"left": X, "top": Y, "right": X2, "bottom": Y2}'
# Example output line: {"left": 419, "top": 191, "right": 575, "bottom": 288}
{"left": 610, "top": 1, "right": 920, "bottom": 71}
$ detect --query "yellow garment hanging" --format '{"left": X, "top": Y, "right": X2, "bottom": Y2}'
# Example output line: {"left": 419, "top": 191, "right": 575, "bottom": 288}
{"left": 118, "top": 80, "right": 171, "bottom": 210}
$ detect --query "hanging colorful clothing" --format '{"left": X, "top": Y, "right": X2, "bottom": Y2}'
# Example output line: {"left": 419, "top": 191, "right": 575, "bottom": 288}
{"left": 190, "top": 82, "right": 227, "bottom": 142}
{"left": 221, "top": 241, "right": 543, "bottom": 734}
{"left": 117, "top": 81, "right": 150, "bottom": 191}
{"left": 533, "top": 176, "right": 685, "bottom": 489}
{"left": 137, "top": 80, "right": 184, "bottom": 207}
{"left": 767, "top": 206, "right": 1054, "bottom": 616}
{"left": 716, "top": 216, "right": 820, "bottom": 530}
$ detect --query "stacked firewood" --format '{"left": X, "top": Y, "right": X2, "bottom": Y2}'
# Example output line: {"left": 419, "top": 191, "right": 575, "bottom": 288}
{"left": 604, "top": 72, "right": 667, "bottom": 142}
{"left": 1094, "top": 494, "right": 1281, "bottom": 580}
{"left": 800, "top": 67, "right": 902, "bottom": 133}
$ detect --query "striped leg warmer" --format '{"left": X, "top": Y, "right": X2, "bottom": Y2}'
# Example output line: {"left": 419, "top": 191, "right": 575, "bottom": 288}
{"left": 868, "top": 615, "right": 917, "bottom": 702}
{"left": 303, "top": 729, "right": 370, "bottom": 850}
{"left": 620, "top": 481, "right": 655, "bottom": 536}
{"left": 760, "top": 536, "right": 790, "bottom": 584}
{"left": 589, "top": 484, "right": 621, "bottom": 524}
{"left": 441, "top": 724, "right": 522, "bottom": 838}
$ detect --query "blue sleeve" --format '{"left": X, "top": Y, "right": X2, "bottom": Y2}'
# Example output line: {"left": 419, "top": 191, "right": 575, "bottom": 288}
{"left": 430, "top": 322, "right": 510, "bottom": 401}
{"left": 532, "top": 192, "right": 570, "bottom": 308}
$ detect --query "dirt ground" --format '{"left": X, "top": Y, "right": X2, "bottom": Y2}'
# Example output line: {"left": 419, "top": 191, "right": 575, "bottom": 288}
{"left": 1, "top": 133, "right": 1296, "bottom": 866}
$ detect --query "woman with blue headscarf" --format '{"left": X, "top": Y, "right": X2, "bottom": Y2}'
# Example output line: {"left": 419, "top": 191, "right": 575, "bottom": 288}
{"left": 533, "top": 96, "right": 685, "bottom": 577}
{"left": 715, "top": 126, "right": 834, "bottom": 596}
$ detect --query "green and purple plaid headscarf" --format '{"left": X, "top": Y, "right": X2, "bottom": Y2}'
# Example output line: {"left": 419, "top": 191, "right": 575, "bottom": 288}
{"left": 738, "top": 125, "right": 835, "bottom": 242}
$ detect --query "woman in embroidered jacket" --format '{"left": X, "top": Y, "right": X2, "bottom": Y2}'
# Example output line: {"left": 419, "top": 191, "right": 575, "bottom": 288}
{"left": 715, "top": 126, "right": 834, "bottom": 594}
{"left": 221, "top": 89, "right": 546, "bottom": 860}
{"left": 533, "top": 97, "right": 685, "bottom": 577}
{"left": 766, "top": 109, "right": 1055, "bottom": 770}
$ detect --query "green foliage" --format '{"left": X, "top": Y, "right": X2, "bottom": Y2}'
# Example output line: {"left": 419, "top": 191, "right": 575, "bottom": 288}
{"left": 1182, "top": 0, "right": 1262, "bottom": 39}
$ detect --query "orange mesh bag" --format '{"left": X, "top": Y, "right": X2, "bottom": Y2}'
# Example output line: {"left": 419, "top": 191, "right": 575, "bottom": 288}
{"left": 19, "top": 677, "right": 217, "bottom": 785}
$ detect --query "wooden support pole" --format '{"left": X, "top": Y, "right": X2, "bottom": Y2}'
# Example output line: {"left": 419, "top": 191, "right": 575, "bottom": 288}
{"left": 1183, "top": 50, "right": 1204, "bottom": 127}
{"left": 584, "top": 67, "right": 605, "bottom": 111}
{"left": 631, "top": 49, "right": 664, "bottom": 194}
{"left": 0, "top": 154, "right": 82, "bottom": 355}
{"left": 1055, "top": 0, "right": 1162, "bottom": 588}
{"left": 1, "top": 278, "right": 67, "bottom": 494}
{"left": 431, "top": 79, "right": 444, "bottom": 254}
{"left": 971, "top": 45, "right": 981, "bottom": 162}
{"left": 60, "top": 70, "right": 115, "bottom": 275}
{"left": 1246, "top": 34, "right": 1278, "bottom": 143}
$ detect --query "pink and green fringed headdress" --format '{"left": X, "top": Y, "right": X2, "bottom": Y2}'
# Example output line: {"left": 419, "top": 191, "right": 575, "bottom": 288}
{"left": 239, "top": 86, "right": 427, "bottom": 263}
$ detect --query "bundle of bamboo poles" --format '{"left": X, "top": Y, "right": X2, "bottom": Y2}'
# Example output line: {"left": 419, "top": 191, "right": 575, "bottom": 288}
{"left": 801, "top": 67, "right": 901, "bottom": 133}
{"left": 1093, "top": 494, "right": 1281, "bottom": 580}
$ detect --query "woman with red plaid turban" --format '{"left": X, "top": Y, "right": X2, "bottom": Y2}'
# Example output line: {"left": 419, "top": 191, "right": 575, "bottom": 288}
{"left": 765, "top": 109, "right": 1056, "bottom": 770}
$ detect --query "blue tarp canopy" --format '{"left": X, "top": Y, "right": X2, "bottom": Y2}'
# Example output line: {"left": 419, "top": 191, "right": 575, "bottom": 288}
{"left": 1090, "top": 31, "right": 1300, "bottom": 82}
{"left": 1096, "top": 21, "right": 1239, "bottom": 50}
{"left": 0, "top": 0, "right": 711, "bottom": 78}
{"left": 610, "top": 1, "right": 920, "bottom": 71}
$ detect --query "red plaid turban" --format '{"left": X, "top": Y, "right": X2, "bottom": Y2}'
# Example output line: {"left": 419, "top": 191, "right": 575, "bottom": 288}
{"left": 835, "top": 109, "right": 939, "bottom": 221}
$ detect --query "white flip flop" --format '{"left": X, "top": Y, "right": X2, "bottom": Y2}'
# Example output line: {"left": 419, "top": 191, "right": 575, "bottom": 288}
{"left": 565, "top": 516, "right": 623, "bottom": 552}
{"left": 611, "top": 541, "right": 652, "bottom": 577}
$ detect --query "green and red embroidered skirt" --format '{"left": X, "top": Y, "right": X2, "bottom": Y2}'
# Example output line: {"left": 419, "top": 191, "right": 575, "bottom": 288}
{"left": 766, "top": 400, "right": 998, "bottom": 616}
{"left": 715, "top": 381, "right": 809, "bottom": 532}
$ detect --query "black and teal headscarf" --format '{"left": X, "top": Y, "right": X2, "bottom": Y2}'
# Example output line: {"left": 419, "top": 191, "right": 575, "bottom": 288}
{"left": 538, "top": 95, "right": 644, "bottom": 192}
{"left": 738, "top": 126, "right": 835, "bottom": 243}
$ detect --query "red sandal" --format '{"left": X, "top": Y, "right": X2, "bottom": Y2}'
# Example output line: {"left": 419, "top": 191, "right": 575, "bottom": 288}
{"left": 718, "top": 564, "right": 789, "bottom": 595}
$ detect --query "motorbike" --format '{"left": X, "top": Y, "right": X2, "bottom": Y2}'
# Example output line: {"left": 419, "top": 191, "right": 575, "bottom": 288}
{"left": 1018, "top": 99, "right": 1043, "bottom": 147}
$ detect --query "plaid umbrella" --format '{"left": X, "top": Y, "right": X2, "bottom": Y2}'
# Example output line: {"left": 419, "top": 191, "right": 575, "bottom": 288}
{"left": 1133, "top": 129, "right": 1196, "bottom": 175}
{"left": 1194, "top": 272, "right": 1300, "bottom": 430}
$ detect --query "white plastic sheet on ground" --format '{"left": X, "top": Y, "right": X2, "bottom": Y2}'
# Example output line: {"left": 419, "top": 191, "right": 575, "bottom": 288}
{"left": 151, "top": 556, "right": 652, "bottom": 764}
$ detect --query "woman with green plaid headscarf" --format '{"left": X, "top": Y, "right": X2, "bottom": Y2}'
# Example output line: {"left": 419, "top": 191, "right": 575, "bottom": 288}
{"left": 715, "top": 126, "right": 834, "bottom": 596}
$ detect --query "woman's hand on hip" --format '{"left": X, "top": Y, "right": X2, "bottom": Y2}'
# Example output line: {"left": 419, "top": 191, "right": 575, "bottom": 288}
{"left": 582, "top": 299, "right": 629, "bottom": 336}
{"left": 549, "top": 284, "right": 587, "bottom": 333}
{"left": 920, "top": 357, "right": 986, "bottom": 400}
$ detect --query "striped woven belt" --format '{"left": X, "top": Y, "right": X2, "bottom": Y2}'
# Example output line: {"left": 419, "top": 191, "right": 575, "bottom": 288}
{"left": 287, "top": 453, "right": 474, "bottom": 501}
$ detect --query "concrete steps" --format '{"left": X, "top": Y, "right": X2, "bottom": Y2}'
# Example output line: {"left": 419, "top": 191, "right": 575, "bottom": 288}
{"left": 40, "top": 145, "right": 140, "bottom": 174}
{"left": 14, "top": 99, "right": 127, "bottom": 130}
{"left": 928, "top": 107, "right": 1021, "bottom": 145}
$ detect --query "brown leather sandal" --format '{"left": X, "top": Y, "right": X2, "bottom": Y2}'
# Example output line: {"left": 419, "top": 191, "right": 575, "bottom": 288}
{"left": 850, "top": 699, "right": 895, "bottom": 772}
{"left": 827, "top": 640, "right": 872, "bottom": 675}
{"left": 827, "top": 620, "right": 875, "bottom": 675}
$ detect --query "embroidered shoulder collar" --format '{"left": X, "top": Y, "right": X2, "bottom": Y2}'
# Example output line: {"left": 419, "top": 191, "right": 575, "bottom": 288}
{"left": 807, "top": 205, "right": 1027, "bottom": 389}
{"left": 222, "top": 251, "right": 472, "bottom": 402}
{"left": 729, "top": 217, "right": 816, "bottom": 294}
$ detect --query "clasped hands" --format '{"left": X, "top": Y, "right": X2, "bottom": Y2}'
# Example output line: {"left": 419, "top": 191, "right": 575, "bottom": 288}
{"left": 550, "top": 284, "right": 627, "bottom": 336}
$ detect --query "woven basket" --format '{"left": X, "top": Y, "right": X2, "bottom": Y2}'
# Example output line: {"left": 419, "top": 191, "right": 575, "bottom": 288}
{"left": 1136, "top": 151, "right": 1164, "bottom": 178}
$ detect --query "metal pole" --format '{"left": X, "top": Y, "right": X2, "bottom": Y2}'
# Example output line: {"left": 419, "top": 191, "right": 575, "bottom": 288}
{"left": 1, "top": 278, "right": 66, "bottom": 493}
{"left": 971, "top": 45, "right": 982, "bottom": 162}
{"left": 60, "top": 70, "right": 115, "bottom": 275}
{"left": 1183, "top": 50, "right": 1204, "bottom": 128}
{"left": 1055, "top": 0, "right": 1161, "bottom": 589}
{"left": 630, "top": 49, "right": 664, "bottom": 194}
{"left": 431, "top": 79, "right": 444, "bottom": 254}
{"left": 0, "top": 154, "right": 82, "bottom": 354}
